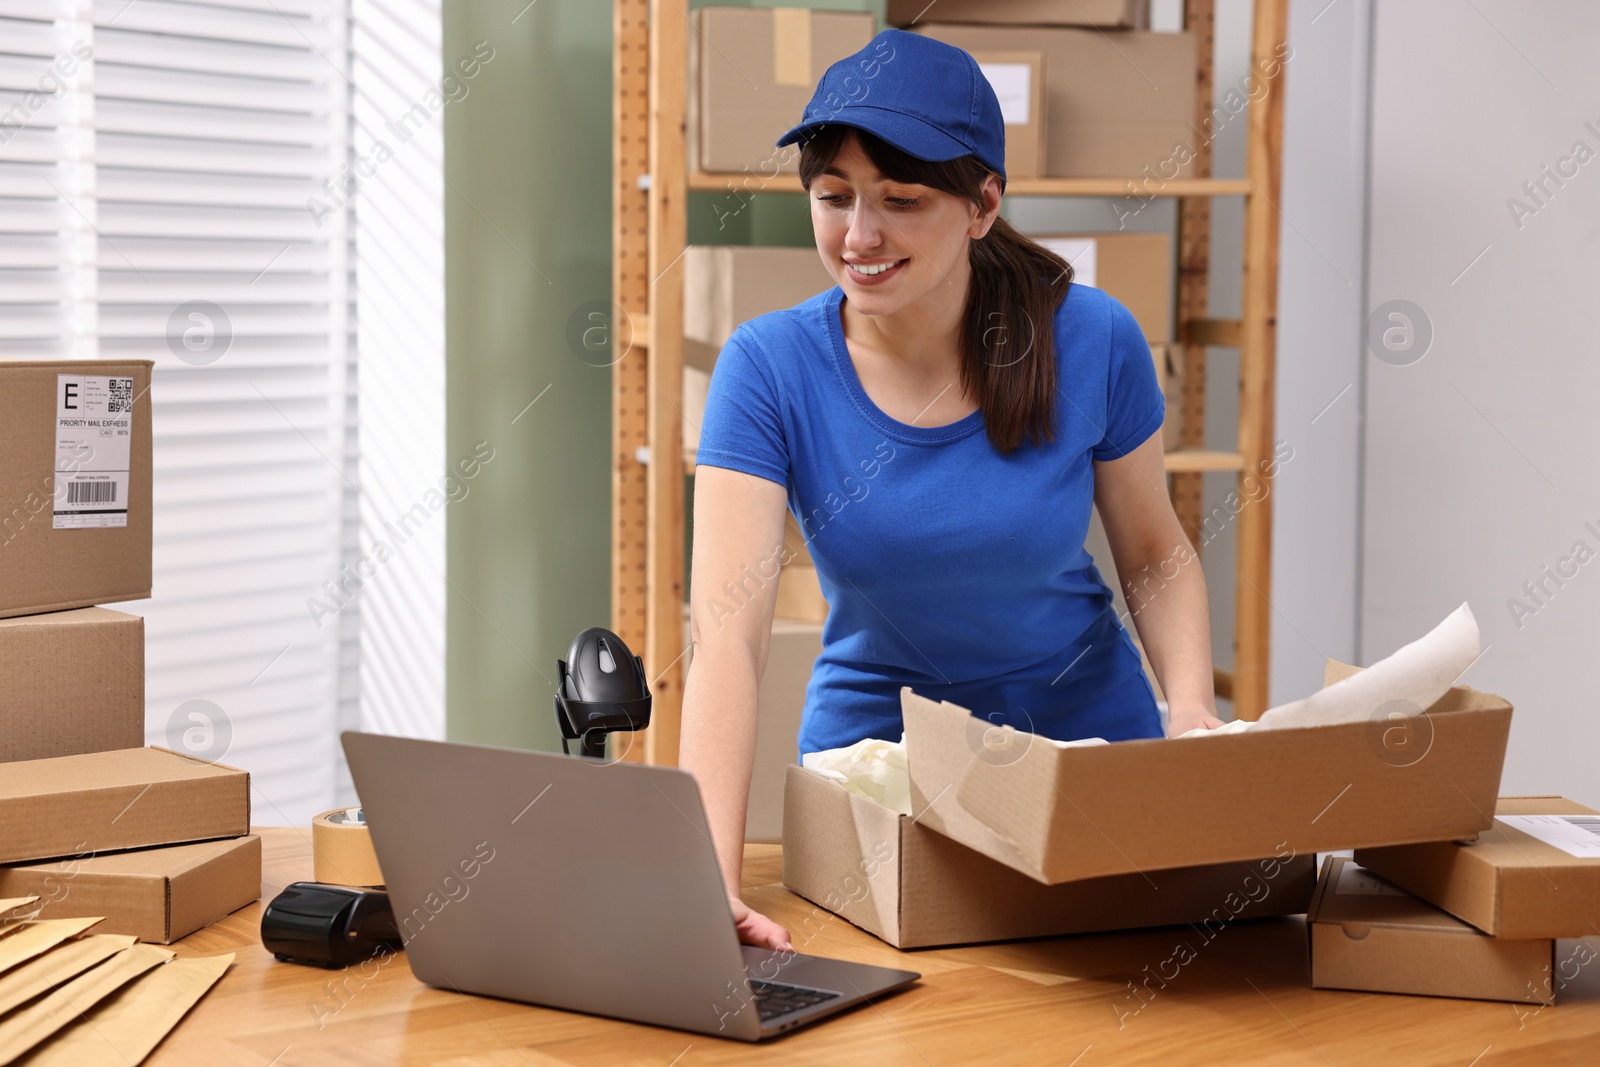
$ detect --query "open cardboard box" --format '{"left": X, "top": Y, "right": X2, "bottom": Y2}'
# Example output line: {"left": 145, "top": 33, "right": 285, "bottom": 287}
{"left": 901, "top": 661, "right": 1512, "bottom": 885}
{"left": 782, "top": 764, "right": 1315, "bottom": 949}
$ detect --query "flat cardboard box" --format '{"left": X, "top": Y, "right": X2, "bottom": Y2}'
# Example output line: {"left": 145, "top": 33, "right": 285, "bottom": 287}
{"left": 888, "top": 0, "right": 1149, "bottom": 29}
{"left": 683, "top": 246, "right": 836, "bottom": 373}
{"left": 1031, "top": 232, "right": 1172, "bottom": 342}
{"left": 901, "top": 676, "right": 1513, "bottom": 885}
{"left": 971, "top": 52, "right": 1046, "bottom": 180}
{"left": 1309, "top": 856, "right": 1553, "bottom": 1005}
{"left": 0, "top": 360, "right": 154, "bottom": 618}
{"left": 0, "top": 747, "right": 251, "bottom": 865}
{"left": 1356, "top": 797, "right": 1600, "bottom": 940}
{"left": 690, "top": 8, "right": 875, "bottom": 175}
{"left": 774, "top": 565, "right": 826, "bottom": 624}
{"left": 1, "top": 607, "right": 145, "bottom": 764}
{"left": 0, "top": 835, "right": 262, "bottom": 944}
{"left": 913, "top": 25, "right": 1196, "bottom": 179}
{"left": 783, "top": 764, "right": 1315, "bottom": 949}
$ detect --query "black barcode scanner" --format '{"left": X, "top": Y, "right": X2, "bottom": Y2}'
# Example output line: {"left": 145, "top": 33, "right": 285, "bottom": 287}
{"left": 554, "top": 627, "right": 652, "bottom": 759}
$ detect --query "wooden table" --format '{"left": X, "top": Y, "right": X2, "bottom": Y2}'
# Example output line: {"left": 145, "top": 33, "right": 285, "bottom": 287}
{"left": 143, "top": 828, "right": 1599, "bottom": 1065}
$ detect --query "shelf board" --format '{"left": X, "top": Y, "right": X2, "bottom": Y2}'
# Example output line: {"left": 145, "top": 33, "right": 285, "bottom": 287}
{"left": 687, "top": 172, "right": 1250, "bottom": 198}
{"left": 1164, "top": 450, "right": 1245, "bottom": 473}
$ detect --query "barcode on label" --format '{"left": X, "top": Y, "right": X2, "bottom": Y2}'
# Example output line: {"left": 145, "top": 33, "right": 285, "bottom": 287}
{"left": 66, "top": 481, "right": 117, "bottom": 504}
{"left": 108, "top": 377, "right": 133, "bottom": 413}
{"left": 1560, "top": 815, "right": 1600, "bottom": 837}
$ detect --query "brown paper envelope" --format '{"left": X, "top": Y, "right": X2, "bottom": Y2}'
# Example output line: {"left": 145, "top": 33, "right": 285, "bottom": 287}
{"left": 0, "top": 944, "right": 171, "bottom": 1064}
{"left": 0, "top": 935, "right": 137, "bottom": 1016}
{"left": 0, "top": 900, "right": 43, "bottom": 940}
{"left": 20, "top": 953, "right": 233, "bottom": 1067}
{"left": 0, "top": 920, "right": 103, "bottom": 977}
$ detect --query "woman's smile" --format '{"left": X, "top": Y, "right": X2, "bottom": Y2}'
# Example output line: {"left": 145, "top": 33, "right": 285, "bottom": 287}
{"left": 844, "top": 257, "right": 908, "bottom": 284}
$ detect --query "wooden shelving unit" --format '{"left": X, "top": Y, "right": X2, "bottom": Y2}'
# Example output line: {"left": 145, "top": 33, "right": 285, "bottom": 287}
{"left": 612, "top": 0, "right": 1289, "bottom": 762}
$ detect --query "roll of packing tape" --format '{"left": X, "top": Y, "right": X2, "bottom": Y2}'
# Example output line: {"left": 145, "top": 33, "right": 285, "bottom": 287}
{"left": 311, "top": 807, "right": 385, "bottom": 887}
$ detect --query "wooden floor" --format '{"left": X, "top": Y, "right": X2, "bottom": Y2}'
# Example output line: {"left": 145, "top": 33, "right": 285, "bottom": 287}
{"left": 140, "top": 828, "right": 1599, "bottom": 1065}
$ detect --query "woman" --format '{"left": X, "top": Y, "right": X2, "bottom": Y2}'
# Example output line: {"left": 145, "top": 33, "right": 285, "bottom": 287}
{"left": 679, "top": 30, "right": 1222, "bottom": 951}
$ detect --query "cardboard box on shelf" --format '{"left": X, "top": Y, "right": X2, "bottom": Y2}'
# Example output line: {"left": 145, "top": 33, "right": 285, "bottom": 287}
{"left": 782, "top": 513, "right": 813, "bottom": 568}
{"left": 783, "top": 764, "right": 1316, "bottom": 949}
{"left": 1, "top": 607, "right": 145, "bottom": 764}
{"left": 887, "top": 0, "right": 1149, "bottom": 30}
{"left": 0, "top": 747, "right": 251, "bottom": 865}
{"left": 684, "top": 246, "right": 836, "bottom": 373}
{"left": 912, "top": 24, "right": 1196, "bottom": 179}
{"left": 683, "top": 365, "right": 711, "bottom": 453}
{"left": 1032, "top": 232, "right": 1172, "bottom": 342}
{"left": 901, "top": 673, "right": 1513, "bottom": 885}
{"left": 0, "top": 360, "right": 154, "bottom": 619}
{"left": 1308, "top": 856, "right": 1554, "bottom": 1005}
{"left": 1153, "top": 342, "right": 1183, "bottom": 450}
{"left": 0, "top": 835, "right": 262, "bottom": 944}
{"left": 971, "top": 52, "right": 1045, "bottom": 180}
{"left": 690, "top": 7, "right": 875, "bottom": 175}
{"left": 774, "top": 565, "right": 827, "bottom": 625}
{"left": 1356, "top": 797, "right": 1600, "bottom": 940}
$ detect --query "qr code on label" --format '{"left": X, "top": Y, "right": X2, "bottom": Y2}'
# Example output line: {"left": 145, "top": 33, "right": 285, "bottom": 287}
{"left": 108, "top": 378, "right": 133, "bottom": 413}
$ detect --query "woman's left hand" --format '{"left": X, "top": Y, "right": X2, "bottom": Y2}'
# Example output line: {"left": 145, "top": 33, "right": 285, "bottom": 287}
{"left": 1166, "top": 708, "right": 1226, "bottom": 737}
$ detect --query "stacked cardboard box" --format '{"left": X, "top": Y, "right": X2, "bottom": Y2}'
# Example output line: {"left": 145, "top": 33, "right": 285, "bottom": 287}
{"left": 690, "top": 7, "right": 876, "bottom": 176}
{"left": 0, "top": 360, "right": 261, "bottom": 945}
{"left": 909, "top": 13, "right": 1195, "bottom": 180}
{"left": 1339, "top": 796, "right": 1600, "bottom": 1005}
{"left": 1307, "top": 856, "right": 1555, "bottom": 1004}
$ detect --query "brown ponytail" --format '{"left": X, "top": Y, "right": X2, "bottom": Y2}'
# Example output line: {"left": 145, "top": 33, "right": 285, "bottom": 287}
{"left": 798, "top": 125, "right": 1073, "bottom": 454}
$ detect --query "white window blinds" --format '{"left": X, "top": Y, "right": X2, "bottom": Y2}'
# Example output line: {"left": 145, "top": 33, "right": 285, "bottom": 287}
{"left": 0, "top": 0, "right": 428, "bottom": 827}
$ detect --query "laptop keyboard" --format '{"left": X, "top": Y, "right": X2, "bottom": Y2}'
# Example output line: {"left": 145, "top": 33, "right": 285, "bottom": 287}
{"left": 747, "top": 978, "right": 841, "bottom": 1021}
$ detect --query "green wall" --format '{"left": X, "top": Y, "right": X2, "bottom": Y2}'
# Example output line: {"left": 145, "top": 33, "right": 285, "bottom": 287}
{"left": 444, "top": 0, "right": 879, "bottom": 751}
{"left": 444, "top": 1, "right": 615, "bottom": 751}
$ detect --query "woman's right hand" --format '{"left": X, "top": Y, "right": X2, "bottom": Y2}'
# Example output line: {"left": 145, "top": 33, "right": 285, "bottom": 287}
{"left": 729, "top": 894, "right": 793, "bottom": 952}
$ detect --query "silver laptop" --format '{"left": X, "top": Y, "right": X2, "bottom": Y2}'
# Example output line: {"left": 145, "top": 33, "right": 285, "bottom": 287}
{"left": 341, "top": 732, "right": 919, "bottom": 1041}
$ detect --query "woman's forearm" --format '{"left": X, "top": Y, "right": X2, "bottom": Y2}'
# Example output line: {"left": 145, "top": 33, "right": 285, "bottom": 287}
{"left": 677, "top": 642, "right": 763, "bottom": 896}
{"left": 1122, "top": 540, "right": 1217, "bottom": 717}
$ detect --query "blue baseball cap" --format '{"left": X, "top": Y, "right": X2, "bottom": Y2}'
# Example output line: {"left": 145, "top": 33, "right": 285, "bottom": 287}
{"left": 776, "top": 29, "right": 1007, "bottom": 190}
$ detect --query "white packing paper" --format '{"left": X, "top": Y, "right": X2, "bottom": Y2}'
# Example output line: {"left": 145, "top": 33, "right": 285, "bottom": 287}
{"left": 802, "top": 736, "right": 912, "bottom": 816}
{"left": 1175, "top": 601, "right": 1481, "bottom": 737}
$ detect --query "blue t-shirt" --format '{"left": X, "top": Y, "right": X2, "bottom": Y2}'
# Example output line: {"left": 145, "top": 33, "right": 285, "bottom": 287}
{"left": 695, "top": 281, "right": 1166, "bottom": 756}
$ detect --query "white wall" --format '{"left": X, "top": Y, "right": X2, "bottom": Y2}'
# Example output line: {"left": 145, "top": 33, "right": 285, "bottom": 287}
{"left": 1268, "top": 0, "right": 1371, "bottom": 702}
{"left": 1360, "top": 0, "right": 1600, "bottom": 808}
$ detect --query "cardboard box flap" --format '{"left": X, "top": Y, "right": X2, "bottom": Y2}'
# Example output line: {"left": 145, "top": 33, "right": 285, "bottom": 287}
{"left": 898, "top": 691, "right": 1056, "bottom": 879}
{"left": 1323, "top": 657, "right": 1362, "bottom": 688}
{"left": 904, "top": 683, "right": 1512, "bottom": 885}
